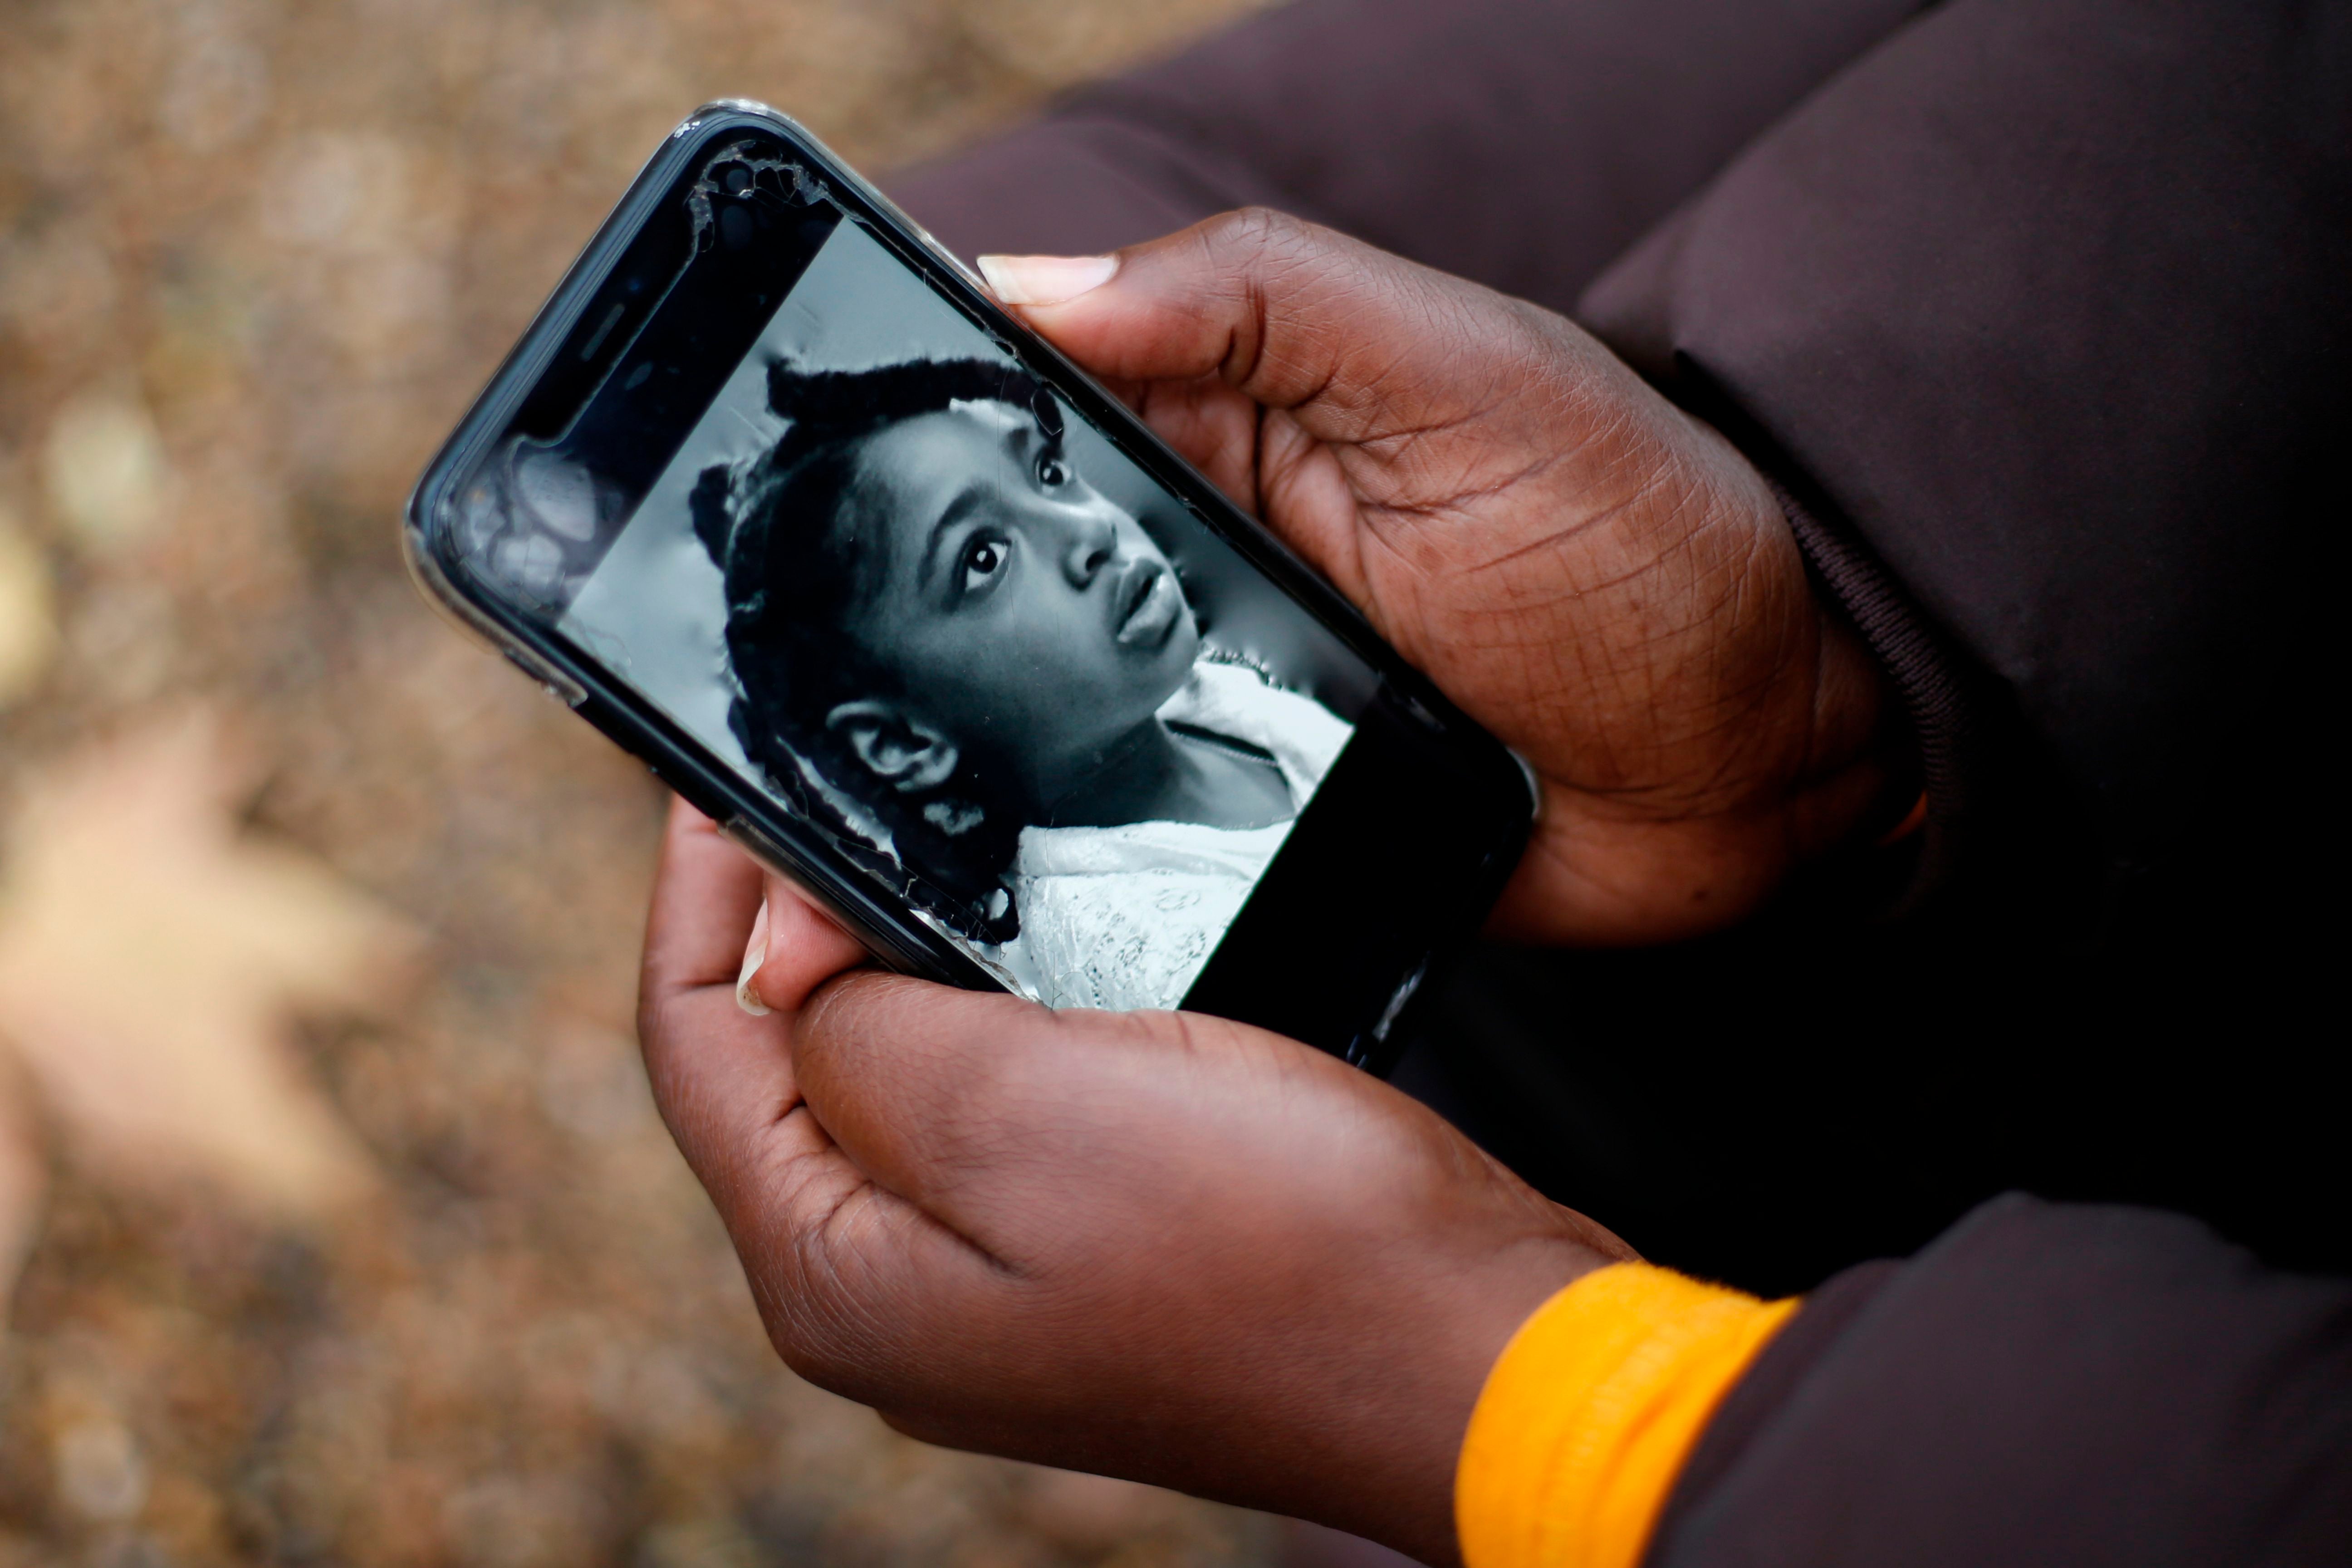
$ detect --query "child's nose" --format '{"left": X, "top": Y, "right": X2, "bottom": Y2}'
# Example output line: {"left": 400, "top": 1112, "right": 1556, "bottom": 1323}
{"left": 1060, "top": 507, "right": 1117, "bottom": 586}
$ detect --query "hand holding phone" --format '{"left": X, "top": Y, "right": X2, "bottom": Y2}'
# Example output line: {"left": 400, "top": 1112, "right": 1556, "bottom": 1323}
{"left": 981, "top": 211, "right": 1900, "bottom": 947}
{"left": 651, "top": 197, "right": 1907, "bottom": 1553}
{"left": 642, "top": 799, "right": 1627, "bottom": 1568}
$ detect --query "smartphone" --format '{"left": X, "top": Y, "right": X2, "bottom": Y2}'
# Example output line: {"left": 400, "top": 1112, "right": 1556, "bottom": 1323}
{"left": 404, "top": 101, "right": 1534, "bottom": 1072}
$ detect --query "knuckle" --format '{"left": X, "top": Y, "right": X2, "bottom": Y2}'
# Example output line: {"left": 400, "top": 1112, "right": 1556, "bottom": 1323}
{"left": 1204, "top": 204, "right": 1315, "bottom": 261}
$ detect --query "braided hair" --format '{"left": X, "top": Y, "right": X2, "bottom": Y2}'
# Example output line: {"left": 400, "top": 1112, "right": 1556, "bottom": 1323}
{"left": 694, "top": 356, "right": 1056, "bottom": 944}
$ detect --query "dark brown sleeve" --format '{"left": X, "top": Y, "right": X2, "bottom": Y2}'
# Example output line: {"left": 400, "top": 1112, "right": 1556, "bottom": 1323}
{"left": 881, "top": 0, "right": 2352, "bottom": 1283}
{"left": 1642, "top": 1198, "right": 2352, "bottom": 1567}
{"left": 1578, "top": 0, "right": 2352, "bottom": 936}
{"left": 887, "top": 0, "right": 1925, "bottom": 315}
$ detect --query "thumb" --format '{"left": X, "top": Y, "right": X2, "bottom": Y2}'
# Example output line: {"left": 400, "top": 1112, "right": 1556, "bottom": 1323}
{"left": 978, "top": 208, "right": 1548, "bottom": 448}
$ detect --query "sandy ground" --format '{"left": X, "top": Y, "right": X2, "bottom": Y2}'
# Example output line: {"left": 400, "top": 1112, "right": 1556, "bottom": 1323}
{"left": 0, "top": 2, "right": 1281, "bottom": 1563}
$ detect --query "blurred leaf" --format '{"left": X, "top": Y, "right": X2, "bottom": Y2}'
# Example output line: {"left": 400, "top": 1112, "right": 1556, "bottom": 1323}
{"left": 0, "top": 714, "right": 412, "bottom": 1224}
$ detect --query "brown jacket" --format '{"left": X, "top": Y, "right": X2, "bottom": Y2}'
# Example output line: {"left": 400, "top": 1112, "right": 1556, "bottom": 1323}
{"left": 891, "top": 2, "right": 2352, "bottom": 1559}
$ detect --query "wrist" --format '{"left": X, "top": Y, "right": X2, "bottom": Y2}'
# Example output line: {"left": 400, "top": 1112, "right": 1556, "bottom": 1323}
{"left": 1333, "top": 1226, "right": 1617, "bottom": 1567}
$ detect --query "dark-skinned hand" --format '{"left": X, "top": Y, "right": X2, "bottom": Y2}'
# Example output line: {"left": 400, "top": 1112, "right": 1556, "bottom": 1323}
{"left": 639, "top": 211, "right": 1895, "bottom": 1562}
{"left": 983, "top": 210, "right": 1892, "bottom": 945}
{"left": 640, "top": 801, "right": 1627, "bottom": 1566}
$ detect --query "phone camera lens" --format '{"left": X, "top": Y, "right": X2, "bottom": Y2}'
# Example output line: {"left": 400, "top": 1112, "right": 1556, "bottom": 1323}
{"left": 718, "top": 162, "right": 754, "bottom": 195}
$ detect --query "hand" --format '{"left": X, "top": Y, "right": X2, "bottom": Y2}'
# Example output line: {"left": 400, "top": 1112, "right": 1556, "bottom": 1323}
{"left": 638, "top": 800, "right": 1628, "bottom": 1564}
{"left": 980, "top": 214, "right": 1896, "bottom": 945}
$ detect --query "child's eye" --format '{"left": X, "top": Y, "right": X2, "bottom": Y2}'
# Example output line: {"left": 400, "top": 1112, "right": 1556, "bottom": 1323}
{"left": 960, "top": 536, "right": 1007, "bottom": 592}
{"left": 1036, "top": 453, "right": 1070, "bottom": 488}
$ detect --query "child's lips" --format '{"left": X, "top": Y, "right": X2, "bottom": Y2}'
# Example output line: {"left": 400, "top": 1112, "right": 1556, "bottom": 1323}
{"left": 1113, "top": 558, "right": 1182, "bottom": 648}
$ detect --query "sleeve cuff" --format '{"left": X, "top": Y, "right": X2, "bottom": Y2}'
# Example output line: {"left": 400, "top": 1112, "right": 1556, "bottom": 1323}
{"left": 1456, "top": 1263, "right": 1798, "bottom": 1568}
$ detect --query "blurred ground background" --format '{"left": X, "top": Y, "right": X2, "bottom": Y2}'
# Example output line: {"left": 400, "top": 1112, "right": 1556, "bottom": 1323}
{"left": 0, "top": 2, "right": 1282, "bottom": 1563}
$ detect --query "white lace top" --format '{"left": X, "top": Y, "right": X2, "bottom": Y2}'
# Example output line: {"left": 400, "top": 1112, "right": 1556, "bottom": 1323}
{"left": 991, "top": 661, "right": 1353, "bottom": 1011}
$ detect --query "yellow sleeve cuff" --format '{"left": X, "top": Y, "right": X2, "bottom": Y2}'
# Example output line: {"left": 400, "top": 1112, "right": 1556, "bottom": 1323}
{"left": 1455, "top": 1263, "right": 1799, "bottom": 1568}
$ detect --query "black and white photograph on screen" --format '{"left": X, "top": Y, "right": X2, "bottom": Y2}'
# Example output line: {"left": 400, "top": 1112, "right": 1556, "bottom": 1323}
{"left": 541, "top": 217, "right": 1367, "bottom": 1009}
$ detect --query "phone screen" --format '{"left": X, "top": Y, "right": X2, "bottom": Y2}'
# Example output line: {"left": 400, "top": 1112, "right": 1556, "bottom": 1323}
{"left": 443, "top": 135, "right": 1387, "bottom": 1013}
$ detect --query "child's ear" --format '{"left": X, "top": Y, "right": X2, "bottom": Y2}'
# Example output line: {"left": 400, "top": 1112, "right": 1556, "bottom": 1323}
{"left": 826, "top": 701, "right": 960, "bottom": 794}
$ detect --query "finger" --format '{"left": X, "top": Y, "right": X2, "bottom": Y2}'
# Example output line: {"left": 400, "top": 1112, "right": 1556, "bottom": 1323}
{"left": 1042, "top": 359, "right": 1263, "bottom": 517}
{"left": 636, "top": 798, "right": 801, "bottom": 1175}
{"left": 731, "top": 969, "right": 1033, "bottom": 1393}
{"left": 790, "top": 971, "right": 1063, "bottom": 1204}
{"left": 1254, "top": 404, "right": 1379, "bottom": 610}
{"left": 983, "top": 214, "right": 1597, "bottom": 623}
{"left": 750, "top": 875, "right": 870, "bottom": 1015}
{"left": 981, "top": 210, "right": 1534, "bottom": 447}
{"left": 642, "top": 796, "right": 763, "bottom": 995}
{"left": 632, "top": 810, "right": 1016, "bottom": 1396}
{"left": 1128, "top": 375, "right": 1264, "bottom": 514}
{"left": 792, "top": 973, "right": 1278, "bottom": 1246}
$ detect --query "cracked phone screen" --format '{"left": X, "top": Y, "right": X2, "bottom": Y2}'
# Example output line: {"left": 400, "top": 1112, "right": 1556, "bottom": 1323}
{"left": 448, "top": 142, "right": 1378, "bottom": 1010}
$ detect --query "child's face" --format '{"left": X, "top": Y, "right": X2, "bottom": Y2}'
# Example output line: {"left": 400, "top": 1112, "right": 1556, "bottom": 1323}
{"left": 838, "top": 400, "right": 1200, "bottom": 806}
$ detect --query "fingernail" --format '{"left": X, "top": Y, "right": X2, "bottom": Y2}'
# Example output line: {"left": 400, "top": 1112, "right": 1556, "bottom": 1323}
{"left": 976, "top": 253, "right": 1118, "bottom": 307}
{"left": 735, "top": 900, "right": 771, "bottom": 1016}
